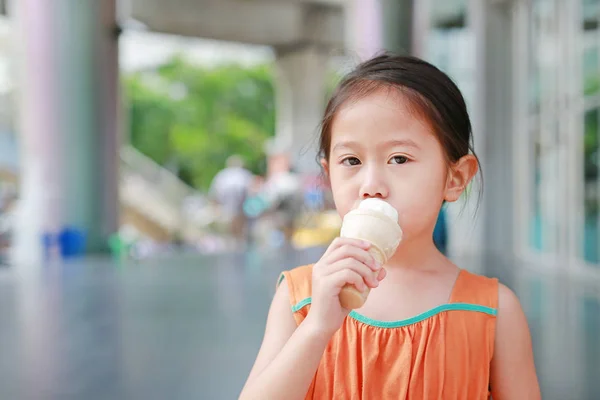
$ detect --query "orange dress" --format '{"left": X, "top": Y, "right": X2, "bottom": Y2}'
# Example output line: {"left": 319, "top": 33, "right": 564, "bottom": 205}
{"left": 278, "top": 265, "right": 498, "bottom": 399}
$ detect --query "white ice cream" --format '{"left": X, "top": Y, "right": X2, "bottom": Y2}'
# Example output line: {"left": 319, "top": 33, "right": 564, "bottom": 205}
{"left": 357, "top": 198, "right": 398, "bottom": 222}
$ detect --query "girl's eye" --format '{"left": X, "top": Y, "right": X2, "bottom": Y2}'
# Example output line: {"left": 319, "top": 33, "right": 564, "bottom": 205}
{"left": 389, "top": 155, "right": 409, "bottom": 165}
{"left": 341, "top": 157, "right": 361, "bottom": 166}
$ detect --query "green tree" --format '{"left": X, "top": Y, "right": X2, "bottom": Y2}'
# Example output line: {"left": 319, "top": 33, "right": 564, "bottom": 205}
{"left": 123, "top": 56, "right": 276, "bottom": 191}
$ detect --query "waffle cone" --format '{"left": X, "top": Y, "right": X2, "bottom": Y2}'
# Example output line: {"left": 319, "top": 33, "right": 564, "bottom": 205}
{"left": 338, "top": 208, "right": 402, "bottom": 309}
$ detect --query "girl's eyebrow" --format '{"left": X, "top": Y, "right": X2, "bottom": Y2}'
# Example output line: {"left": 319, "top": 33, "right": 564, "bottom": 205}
{"left": 331, "top": 140, "right": 362, "bottom": 153}
{"left": 378, "top": 139, "right": 420, "bottom": 150}
{"left": 332, "top": 138, "right": 420, "bottom": 153}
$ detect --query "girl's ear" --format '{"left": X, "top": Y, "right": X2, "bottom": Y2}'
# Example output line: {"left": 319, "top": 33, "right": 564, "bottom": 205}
{"left": 320, "top": 158, "right": 330, "bottom": 179}
{"left": 444, "top": 155, "right": 478, "bottom": 202}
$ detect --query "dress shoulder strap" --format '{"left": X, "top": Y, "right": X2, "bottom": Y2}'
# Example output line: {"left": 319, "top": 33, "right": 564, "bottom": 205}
{"left": 449, "top": 269, "right": 499, "bottom": 310}
{"left": 277, "top": 264, "right": 314, "bottom": 325}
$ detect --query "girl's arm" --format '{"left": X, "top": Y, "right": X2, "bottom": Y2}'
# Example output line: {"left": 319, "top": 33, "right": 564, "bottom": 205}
{"left": 490, "top": 284, "right": 542, "bottom": 400}
{"left": 239, "top": 281, "right": 331, "bottom": 400}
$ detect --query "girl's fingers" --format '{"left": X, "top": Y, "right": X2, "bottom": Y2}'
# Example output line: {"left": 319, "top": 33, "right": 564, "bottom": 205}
{"left": 322, "top": 244, "right": 379, "bottom": 271}
{"left": 322, "top": 237, "right": 370, "bottom": 259}
{"left": 327, "top": 269, "right": 367, "bottom": 293}
{"left": 324, "top": 259, "right": 379, "bottom": 288}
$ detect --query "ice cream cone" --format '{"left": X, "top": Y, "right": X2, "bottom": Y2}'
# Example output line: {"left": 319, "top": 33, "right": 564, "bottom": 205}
{"left": 338, "top": 200, "right": 402, "bottom": 309}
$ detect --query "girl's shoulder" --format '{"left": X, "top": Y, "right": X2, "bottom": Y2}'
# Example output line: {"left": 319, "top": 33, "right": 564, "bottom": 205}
{"left": 276, "top": 265, "right": 314, "bottom": 325}
{"left": 450, "top": 268, "right": 499, "bottom": 310}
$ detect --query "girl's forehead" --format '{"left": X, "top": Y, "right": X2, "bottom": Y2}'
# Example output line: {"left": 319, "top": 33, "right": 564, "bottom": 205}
{"left": 330, "top": 89, "right": 436, "bottom": 144}
{"left": 336, "top": 87, "right": 413, "bottom": 116}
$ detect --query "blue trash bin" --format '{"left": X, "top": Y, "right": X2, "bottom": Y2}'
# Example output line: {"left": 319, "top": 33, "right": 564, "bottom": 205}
{"left": 58, "top": 227, "right": 87, "bottom": 258}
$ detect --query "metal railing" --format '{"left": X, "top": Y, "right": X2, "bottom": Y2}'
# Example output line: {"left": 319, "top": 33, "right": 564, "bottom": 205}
{"left": 120, "top": 145, "right": 196, "bottom": 206}
{"left": 119, "top": 145, "right": 199, "bottom": 235}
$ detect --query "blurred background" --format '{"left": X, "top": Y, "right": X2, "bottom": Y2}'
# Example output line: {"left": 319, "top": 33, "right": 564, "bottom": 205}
{"left": 0, "top": 0, "right": 598, "bottom": 399}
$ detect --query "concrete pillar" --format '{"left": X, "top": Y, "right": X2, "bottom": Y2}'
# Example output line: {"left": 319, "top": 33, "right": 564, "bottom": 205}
{"left": 380, "top": 0, "right": 414, "bottom": 54}
{"left": 274, "top": 45, "right": 327, "bottom": 174}
{"left": 345, "top": 0, "right": 383, "bottom": 60}
{"left": 476, "top": 0, "right": 515, "bottom": 256}
{"left": 11, "top": 0, "right": 120, "bottom": 265}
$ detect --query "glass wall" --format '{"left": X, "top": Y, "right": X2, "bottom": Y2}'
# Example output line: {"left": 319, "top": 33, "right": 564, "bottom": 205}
{"left": 526, "top": 0, "right": 563, "bottom": 254}
{"left": 418, "top": 0, "right": 600, "bottom": 268}
{"left": 583, "top": 109, "right": 599, "bottom": 262}
{"left": 423, "top": 0, "right": 475, "bottom": 113}
{"left": 518, "top": 0, "right": 600, "bottom": 267}
{"left": 582, "top": 0, "right": 600, "bottom": 264}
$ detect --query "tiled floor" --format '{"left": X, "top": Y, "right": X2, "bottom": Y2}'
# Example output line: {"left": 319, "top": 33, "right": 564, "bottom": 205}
{"left": 0, "top": 248, "right": 598, "bottom": 399}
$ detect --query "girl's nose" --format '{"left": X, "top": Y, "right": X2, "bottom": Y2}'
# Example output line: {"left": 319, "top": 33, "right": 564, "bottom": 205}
{"left": 359, "top": 167, "right": 389, "bottom": 199}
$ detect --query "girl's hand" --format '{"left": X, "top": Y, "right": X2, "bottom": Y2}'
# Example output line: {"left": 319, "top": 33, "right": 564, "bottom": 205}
{"left": 305, "top": 238, "right": 385, "bottom": 336}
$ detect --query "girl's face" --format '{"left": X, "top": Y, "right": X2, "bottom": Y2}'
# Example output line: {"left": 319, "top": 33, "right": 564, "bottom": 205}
{"left": 322, "top": 88, "right": 476, "bottom": 244}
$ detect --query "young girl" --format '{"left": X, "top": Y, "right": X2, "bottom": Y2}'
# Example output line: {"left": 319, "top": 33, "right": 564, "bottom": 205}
{"left": 240, "top": 54, "right": 540, "bottom": 399}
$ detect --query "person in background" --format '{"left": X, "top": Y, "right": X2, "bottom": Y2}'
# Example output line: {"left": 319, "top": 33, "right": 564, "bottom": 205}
{"left": 208, "top": 155, "right": 253, "bottom": 248}
{"left": 243, "top": 174, "right": 268, "bottom": 246}
{"left": 260, "top": 149, "right": 304, "bottom": 246}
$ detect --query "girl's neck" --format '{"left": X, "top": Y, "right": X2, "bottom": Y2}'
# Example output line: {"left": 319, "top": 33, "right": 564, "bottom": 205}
{"left": 384, "top": 236, "right": 448, "bottom": 272}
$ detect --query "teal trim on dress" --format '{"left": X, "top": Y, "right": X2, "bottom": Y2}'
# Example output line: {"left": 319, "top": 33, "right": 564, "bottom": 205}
{"left": 291, "top": 297, "right": 313, "bottom": 313}
{"left": 349, "top": 303, "right": 497, "bottom": 328}
{"left": 277, "top": 273, "right": 285, "bottom": 287}
{"left": 290, "top": 297, "right": 497, "bottom": 328}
